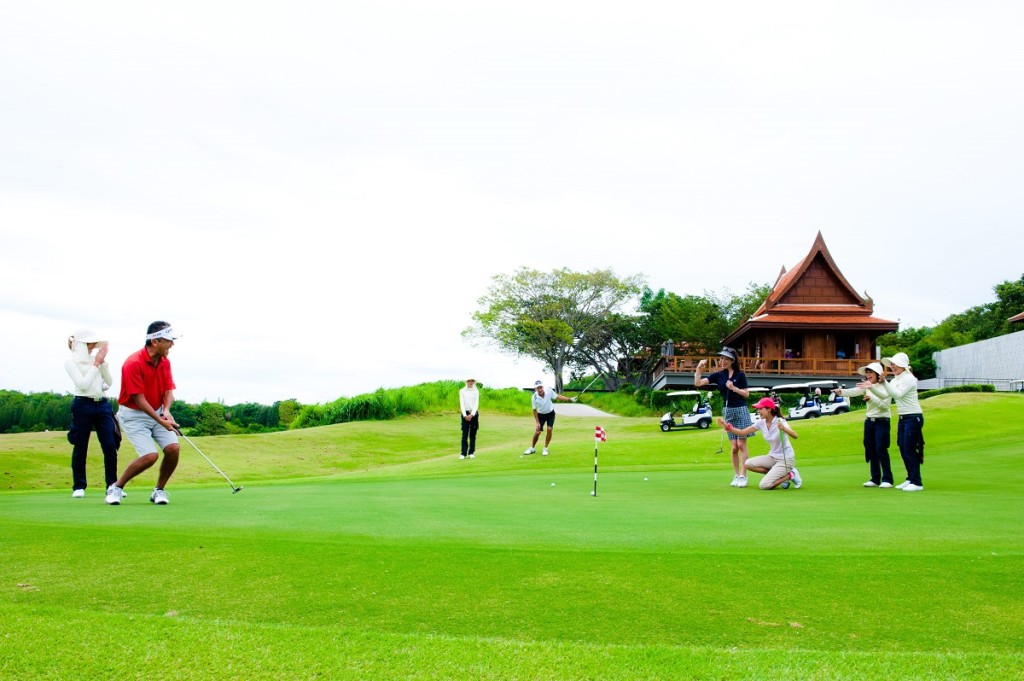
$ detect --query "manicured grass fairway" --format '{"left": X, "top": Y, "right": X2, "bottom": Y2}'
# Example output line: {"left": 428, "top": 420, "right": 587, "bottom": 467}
{"left": 1, "top": 394, "right": 1022, "bottom": 679}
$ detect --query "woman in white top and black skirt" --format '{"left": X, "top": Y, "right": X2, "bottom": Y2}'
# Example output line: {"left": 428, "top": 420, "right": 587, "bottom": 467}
{"left": 64, "top": 329, "right": 120, "bottom": 498}
{"left": 696, "top": 347, "right": 752, "bottom": 488}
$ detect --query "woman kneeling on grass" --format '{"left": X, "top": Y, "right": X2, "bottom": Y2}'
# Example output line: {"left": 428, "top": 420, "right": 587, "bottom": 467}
{"left": 717, "top": 397, "right": 802, "bottom": 490}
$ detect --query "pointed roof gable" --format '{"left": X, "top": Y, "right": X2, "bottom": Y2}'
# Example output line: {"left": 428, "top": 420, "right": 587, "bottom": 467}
{"left": 723, "top": 232, "right": 897, "bottom": 345}
{"left": 1010, "top": 310, "right": 1024, "bottom": 325}
{"left": 752, "top": 231, "right": 873, "bottom": 316}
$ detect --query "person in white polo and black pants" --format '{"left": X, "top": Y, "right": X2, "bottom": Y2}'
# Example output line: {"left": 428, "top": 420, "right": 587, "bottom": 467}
{"left": 459, "top": 378, "right": 480, "bottom": 459}
{"left": 64, "top": 329, "right": 120, "bottom": 498}
{"left": 836, "top": 362, "right": 894, "bottom": 488}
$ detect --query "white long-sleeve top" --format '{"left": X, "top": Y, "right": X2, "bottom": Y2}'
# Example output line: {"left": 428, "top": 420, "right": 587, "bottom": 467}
{"left": 837, "top": 386, "right": 892, "bottom": 419}
{"left": 870, "top": 371, "right": 922, "bottom": 416}
{"left": 459, "top": 386, "right": 479, "bottom": 416}
{"left": 64, "top": 343, "right": 113, "bottom": 399}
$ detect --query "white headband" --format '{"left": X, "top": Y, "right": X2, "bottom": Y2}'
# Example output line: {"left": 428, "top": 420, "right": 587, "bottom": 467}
{"left": 146, "top": 327, "right": 178, "bottom": 341}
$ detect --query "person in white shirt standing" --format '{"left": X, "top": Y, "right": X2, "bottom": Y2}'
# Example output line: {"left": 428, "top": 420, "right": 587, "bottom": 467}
{"left": 862, "top": 352, "right": 924, "bottom": 492}
{"left": 458, "top": 378, "right": 480, "bottom": 459}
{"left": 835, "top": 362, "right": 894, "bottom": 488}
{"left": 64, "top": 329, "right": 120, "bottom": 498}
{"left": 524, "top": 380, "right": 575, "bottom": 456}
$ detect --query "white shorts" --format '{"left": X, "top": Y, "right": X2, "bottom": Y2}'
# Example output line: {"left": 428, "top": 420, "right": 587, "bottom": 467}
{"left": 117, "top": 407, "right": 178, "bottom": 457}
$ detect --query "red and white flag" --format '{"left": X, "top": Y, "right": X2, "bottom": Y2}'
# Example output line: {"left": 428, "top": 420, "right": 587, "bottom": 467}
{"left": 595, "top": 425, "right": 607, "bottom": 442}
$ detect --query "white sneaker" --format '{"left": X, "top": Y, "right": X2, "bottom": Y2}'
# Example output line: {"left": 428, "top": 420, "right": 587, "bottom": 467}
{"left": 468, "top": 454, "right": 475, "bottom": 459}
{"left": 879, "top": 482, "right": 893, "bottom": 489}
{"left": 863, "top": 481, "right": 879, "bottom": 487}
{"left": 730, "top": 475, "right": 739, "bottom": 487}
{"left": 104, "top": 485, "right": 124, "bottom": 505}
{"left": 542, "top": 448, "right": 549, "bottom": 456}
{"left": 524, "top": 447, "right": 536, "bottom": 455}
{"left": 72, "top": 489, "right": 85, "bottom": 498}
{"left": 150, "top": 488, "right": 170, "bottom": 505}
{"left": 781, "top": 480, "right": 790, "bottom": 489}
{"left": 459, "top": 455, "right": 466, "bottom": 459}
{"left": 896, "top": 481, "right": 910, "bottom": 490}
{"left": 902, "top": 483, "right": 924, "bottom": 492}
{"left": 736, "top": 476, "right": 748, "bottom": 488}
{"left": 791, "top": 469, "right": 803, "bottom": 489}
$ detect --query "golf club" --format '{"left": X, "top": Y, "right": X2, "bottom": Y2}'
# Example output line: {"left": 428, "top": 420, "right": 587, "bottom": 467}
{"left": 175, "top": 428, "right": 243, "bottom": 493}
{"left": 574, "top": 375, "right": 603, "bottom": 400}
{"left": 714, "top": 427, "right": 725, "bottom": 455}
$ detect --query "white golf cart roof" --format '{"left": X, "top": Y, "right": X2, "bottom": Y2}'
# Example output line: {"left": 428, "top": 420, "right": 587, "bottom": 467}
{"left": 666, "top": 390, "right": 702, "bottom": 397}
{"left": 806, "top": 380, "right": 840, "bottom": 388}
{"left": 772, "top": 383, "right": 810, "bottom": 392}
{"left": 747, "top": 387, "right": 770, "bottom": 393}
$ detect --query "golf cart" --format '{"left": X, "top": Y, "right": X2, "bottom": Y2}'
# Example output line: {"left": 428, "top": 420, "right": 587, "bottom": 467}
{"left": 772, "top": 383, "right": 823, "bottom": 420}
{"left": 807, "top": 380, "right": 849, "bottom": 416}
{"left": 660, "top": 391, "right": 713, "bottom": 431}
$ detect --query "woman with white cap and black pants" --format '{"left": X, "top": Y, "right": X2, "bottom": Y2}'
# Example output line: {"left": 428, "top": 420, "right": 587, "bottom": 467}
{"left": 696, "top": 347, "right": 752, "bottom": 487}
{"left": 835, "top": 362, "right": 894, "bottom": 488}
{"left": 861, "top": 352, "right": 924, "bottom": 492}
{"left": 64, "top": 329, "right": 120, "bottom": 498}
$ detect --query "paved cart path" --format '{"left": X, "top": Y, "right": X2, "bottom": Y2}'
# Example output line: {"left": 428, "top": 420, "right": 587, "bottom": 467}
{"left": 553, "top": 403, "right": 619, "bottom": 417}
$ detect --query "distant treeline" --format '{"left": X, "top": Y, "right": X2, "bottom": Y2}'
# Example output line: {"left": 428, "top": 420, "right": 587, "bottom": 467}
{"left": 0, "top": 389, "right": 297, "bottom": 435}
{"left": 0, "top": 382, "right": 533, "bottom": 436}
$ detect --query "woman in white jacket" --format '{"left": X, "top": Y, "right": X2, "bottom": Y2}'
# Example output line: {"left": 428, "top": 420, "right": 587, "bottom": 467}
{"left": 835, "top": 362, "right": 894, "bottom": 488}
{"left": 65, "top": 330, "right": 120, "bottom": 498}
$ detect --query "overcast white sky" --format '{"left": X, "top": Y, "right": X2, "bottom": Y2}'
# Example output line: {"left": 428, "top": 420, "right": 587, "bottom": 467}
{"left": 2, "top": 2, "right": 1022, "bottom": 405}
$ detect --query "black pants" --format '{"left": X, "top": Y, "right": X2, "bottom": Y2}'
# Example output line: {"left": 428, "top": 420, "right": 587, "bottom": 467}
{"left": 460, "top": 413, "right": 479, "bottom": 456}
{"left": 68, "top": 397, "right": 119, "bottom": 490}
{"left": 897, "top": 414, "right": 924, "bottom": 486}
{"left": 863, "top": 418, "right": 893, "bottom": 485}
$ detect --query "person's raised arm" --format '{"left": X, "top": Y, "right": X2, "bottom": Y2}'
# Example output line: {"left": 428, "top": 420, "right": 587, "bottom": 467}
{"left": 694, "top": 359, "right": 710, "bottom": 388}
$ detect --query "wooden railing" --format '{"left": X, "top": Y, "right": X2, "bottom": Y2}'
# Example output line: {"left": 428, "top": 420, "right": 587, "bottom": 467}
{"left": 655, "top": 355, "right": 864, "bottom": 381}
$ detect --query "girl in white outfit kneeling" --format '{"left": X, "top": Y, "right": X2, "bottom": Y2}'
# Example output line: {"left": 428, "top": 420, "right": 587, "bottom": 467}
{"left": 717, "top": 396, "right": 802, "bottom": 490}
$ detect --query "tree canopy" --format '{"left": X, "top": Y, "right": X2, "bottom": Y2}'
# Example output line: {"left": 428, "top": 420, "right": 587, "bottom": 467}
{"left": 878, "top": 274, "right": 1024, "bottom": 379}
{"left": 464, "top": 268, "right": 645, "bottom": 392}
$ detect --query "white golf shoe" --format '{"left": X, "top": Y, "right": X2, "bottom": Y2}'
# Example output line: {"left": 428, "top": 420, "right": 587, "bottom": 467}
{"left": 542, "top": 448, "right": 549, "bottom": 456}
{"left": 150, "top": 488, "right": 170, "bottom": 505}
{"left": 896, "top": 481, "right": 910, "bottom": 490}
{"left": 104, "top": 485, "right": 124, "bottom": 505}
{"left": 736, "top": 476, "right": 748, "bottom": 488}
{"left": 879, "top": 482, "right": 893, "bottom": 488}
{"left": 863, "top": 481, "right": 879, "bottom": 487}
{"left": 791, "top": 469, "right": 803, "bottom": 489}
{"left": 902, "top": 483, "right": 924, "bottom": 492}
{"left": 72, "top": 489, "right": 85, "bottom": 498}
{"left": 523, "top": 447, "right": 536, "bottom": 455}
{"left": 730, "top": 475, "right": 739, "bottom": 487}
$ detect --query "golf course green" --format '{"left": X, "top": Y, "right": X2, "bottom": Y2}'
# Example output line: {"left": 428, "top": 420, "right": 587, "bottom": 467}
{"left": 1, "top": 392, "right": 1021, "bottom": 679}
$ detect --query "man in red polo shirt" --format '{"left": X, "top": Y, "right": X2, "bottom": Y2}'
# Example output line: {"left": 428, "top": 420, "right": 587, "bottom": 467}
{"left": 105, "top": 321, "right": 181, "bottom": 506}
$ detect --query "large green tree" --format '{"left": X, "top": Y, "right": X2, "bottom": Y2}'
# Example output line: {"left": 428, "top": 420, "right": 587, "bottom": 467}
{"left": 465, "top": 268, "right": 645, "bottom": 392}
{"left": 639, "top": 282, "right": 772, "bottom": 354}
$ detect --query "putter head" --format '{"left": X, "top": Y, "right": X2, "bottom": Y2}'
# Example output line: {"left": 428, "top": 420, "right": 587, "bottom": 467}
{"left": 232, "top": 486, "right": 244, "bottom": 494}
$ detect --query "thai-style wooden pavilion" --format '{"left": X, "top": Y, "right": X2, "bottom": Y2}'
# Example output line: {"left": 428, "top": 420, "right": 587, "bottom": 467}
{"left": 652, "top": 232, "right": 899, "bottom": 390}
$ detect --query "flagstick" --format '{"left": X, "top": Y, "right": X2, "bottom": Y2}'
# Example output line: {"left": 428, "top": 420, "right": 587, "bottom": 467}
{"left": 592, "top": 440, "right": 599, "bottom": 497}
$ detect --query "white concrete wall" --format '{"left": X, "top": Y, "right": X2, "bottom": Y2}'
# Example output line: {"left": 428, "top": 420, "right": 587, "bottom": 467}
{"left": 932, "top": 329, "right": 1024, "bottom": 391}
